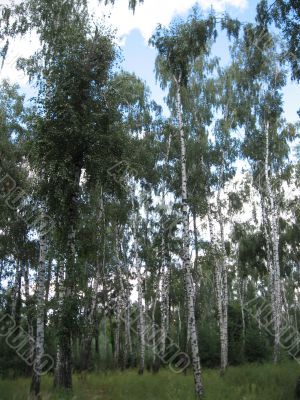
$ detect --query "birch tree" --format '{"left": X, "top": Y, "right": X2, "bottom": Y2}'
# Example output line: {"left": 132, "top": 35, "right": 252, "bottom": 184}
{"left": 150, "top": 11, "right": 218, "bottom": 397}
{"left": 30, "top": 214, "right": 48, "bottom": 399}
{"left": 132, "top": 198, "right": 145, "bottom": 375}
{"left": 233, "top": 23, "right": 295, "bottom": 362}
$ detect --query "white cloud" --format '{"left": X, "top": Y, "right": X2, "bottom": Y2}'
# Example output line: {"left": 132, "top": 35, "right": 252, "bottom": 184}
{"left": 91, "top": 0, "right": 248, "bottom": 43}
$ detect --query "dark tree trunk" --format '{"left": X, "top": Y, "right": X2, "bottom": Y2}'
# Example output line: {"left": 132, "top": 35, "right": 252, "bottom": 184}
{"left": 54, "top": 163, "right": 82, "bottom": 389}
{"left": 80, "top": 336, "right": 93, "bottom": 371}
{"left": 95, "top": 326, "right": 99, "bottom": 354}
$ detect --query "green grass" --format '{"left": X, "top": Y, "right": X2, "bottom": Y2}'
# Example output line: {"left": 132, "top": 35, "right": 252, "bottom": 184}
{"left": 0, "top": 362, "right": 299, "bottom": 399}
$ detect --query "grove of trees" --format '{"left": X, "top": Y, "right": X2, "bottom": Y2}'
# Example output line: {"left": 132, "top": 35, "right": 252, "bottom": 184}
{"left": 0, "top": 1, "right": 299, "bottom": 399}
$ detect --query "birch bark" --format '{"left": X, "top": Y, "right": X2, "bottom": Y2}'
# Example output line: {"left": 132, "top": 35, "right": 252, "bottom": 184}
{"left": 160, "top": 235, "right": 169, "bottom": 359}
{"left": 24, "top": 262, "right": 35, "bottom": 371}
{"left": 216, "top": 188, "right": 228, "bottom": 374}
{"left": 175, "top": 77, "right": 203, "bottom": 398}
{"left": 205, "top": 153, "right": 228, "bottom": 375}
{"left": 116, "top": 240, "right": 132, "bottom": 369}
{"left": 132, "top": 206, "right": 145, "bottom": 375}
{"left": 264, "top": 123, "right": 282, "bottom": 363}
{"left": 136, "top": 252, "right": 145, "bottom": 375}
{"left": 30, "top": 214, "right": 47, "bottom": 399}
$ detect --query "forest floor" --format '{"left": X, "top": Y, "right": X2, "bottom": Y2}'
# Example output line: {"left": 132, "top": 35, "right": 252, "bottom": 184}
{"left": 0, "top": 361, "right": 299, "bottom": 400}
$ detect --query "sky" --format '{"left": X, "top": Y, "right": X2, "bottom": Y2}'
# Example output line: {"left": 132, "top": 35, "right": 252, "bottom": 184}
{"left": 0, "top": 0, "right": 299, "bottom": 124}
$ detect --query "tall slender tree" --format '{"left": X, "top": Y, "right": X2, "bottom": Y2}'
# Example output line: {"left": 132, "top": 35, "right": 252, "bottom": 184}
{"left": 150, "top": 10, "right": 218, "bottom": 397}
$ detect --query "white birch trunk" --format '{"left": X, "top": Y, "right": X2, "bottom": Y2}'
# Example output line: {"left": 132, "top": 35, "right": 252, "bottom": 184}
{"left": 24, "top": 262, "right": 35, "bottom": 369}
{"left": 175, "top": 77, "right": 203, "bottom": 398}
{"left": 30, "top": 214, "right": 47, "bottom": 398}
{"left": 54, "top": 261, "right": 65, "bottom": 385}
{"left": 11, "top": 261, "right": 21, "bottom": 321}
{"left": 81, "top": 191, "right": 104, "bottom": 370}
{"left": 205, "top": 151, "right": 228, "bottom": 376}
{"left": 160, "top": 235, "right": 169, "bottom": 358}
{"left": 136, "top": 256, "right": 145, "bottom": 375}
{"left": 160, "top": 134, "right": 172, "bottom": 360}
{"left": 132, "top": 210, "right": 145, "bottom": 375}
{"left": 238, "top": 277, "right": 246, "bottom": 349}
{"left": 264, "top": 123, "right": 282, "bottom": 363}
{"left": 81, "top": 266, "right": 101, "bottom": 370}
{"left": 152, "top": 269, "right": 161, "bottom": 372}
{"left": 114, "top": 296, "right": 121, "bottom": 367}
{"left": 116, "top": 235, "right": 132, "bottom": 369}
{"left": 216, "top": 187, "right": 228, "bottom": 374}
{"left": 152, "top": 295, "right": 157, "bottom": 366}
{"left": 124, "top": 290, "right": 132, "bottom": 367}
{"left": 207, "top": 199, "right": 227, "bottom": 374}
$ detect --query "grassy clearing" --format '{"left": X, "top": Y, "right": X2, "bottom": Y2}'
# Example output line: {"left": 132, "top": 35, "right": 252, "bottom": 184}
{"left": 0, "top": 362, "right": 299, "bottom": 400}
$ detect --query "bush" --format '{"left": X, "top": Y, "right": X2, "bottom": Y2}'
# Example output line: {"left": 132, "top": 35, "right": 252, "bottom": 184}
{"left": 198, "top": 325, "right": 220, "bottom": 368}
{"left": 245, "top": 327, "right": 271, "bottom": 363}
